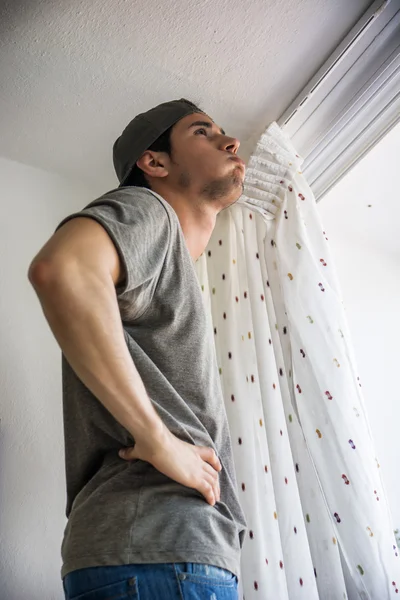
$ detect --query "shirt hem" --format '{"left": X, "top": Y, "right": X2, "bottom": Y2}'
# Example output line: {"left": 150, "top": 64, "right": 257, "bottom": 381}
{"left": 61, "top": 547, "right": 241, "bottom": 581}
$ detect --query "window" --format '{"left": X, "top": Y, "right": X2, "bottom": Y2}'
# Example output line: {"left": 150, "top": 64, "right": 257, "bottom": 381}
{"left": 278, "top": 0, "right": 400, "bottom": 201}
{"left": 317, "top": 122, "right": 400, "bottom": 530}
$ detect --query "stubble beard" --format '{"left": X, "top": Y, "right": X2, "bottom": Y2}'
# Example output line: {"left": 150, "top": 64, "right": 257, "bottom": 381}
{"left": 179, "top": 169, "right": 244, "bottom": 206}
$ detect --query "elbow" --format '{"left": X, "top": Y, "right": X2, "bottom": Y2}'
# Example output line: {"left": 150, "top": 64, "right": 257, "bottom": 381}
{"left": 28, "top": 259, "right": 57, "bottom": 290}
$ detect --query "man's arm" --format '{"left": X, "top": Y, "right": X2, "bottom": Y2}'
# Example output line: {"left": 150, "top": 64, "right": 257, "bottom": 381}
{"left": 28, "top": 216, "right": 166, "bottom": 445}
{"left": 28, "top": 215, "right": 221, "bottom": 505}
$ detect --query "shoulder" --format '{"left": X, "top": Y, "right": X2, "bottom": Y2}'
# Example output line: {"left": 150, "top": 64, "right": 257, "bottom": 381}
{"left": 86, "top": 186, "right": 171, "bottom": 218}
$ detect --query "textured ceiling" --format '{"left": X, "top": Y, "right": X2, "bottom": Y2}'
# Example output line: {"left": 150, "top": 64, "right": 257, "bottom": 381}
{"left": 0, "top": 0, "right": 372, "bottom": 193}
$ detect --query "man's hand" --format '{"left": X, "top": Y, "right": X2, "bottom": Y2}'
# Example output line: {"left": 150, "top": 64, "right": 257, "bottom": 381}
{"left": 119, "top": 429, "right": 222, "bottom": 506}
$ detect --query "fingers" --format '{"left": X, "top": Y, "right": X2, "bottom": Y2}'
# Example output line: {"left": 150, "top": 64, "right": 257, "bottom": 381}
{"left": 202, "top": 480, "right": 217, "bottom": 506}
{"left": 198, "top": 446, "right": 222, "bottom": 472}
{"left": 119, "top": 446, "right": 136, "bottom": 460}
{"left": 203, "top": 463, "right": 221, "bottom": 504}
{"left": 119, "top": 443, "right": 222, "bottom": 507}
{"left": 196, "top": 447, "right": 221, "bottom": 505}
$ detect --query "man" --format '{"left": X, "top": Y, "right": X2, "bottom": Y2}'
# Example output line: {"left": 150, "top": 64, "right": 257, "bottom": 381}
{"left": 28, "top": 98, "right": 248, "bottom": 599}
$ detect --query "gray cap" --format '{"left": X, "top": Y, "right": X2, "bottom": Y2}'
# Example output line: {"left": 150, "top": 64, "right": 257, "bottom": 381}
{"left": 113, "top": 98, "right": 207, "bottom": 187}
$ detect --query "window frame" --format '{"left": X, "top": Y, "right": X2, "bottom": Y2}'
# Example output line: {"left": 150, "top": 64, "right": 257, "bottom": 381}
{"left": 277, "top": 0, "right": 400, "bottom": 200}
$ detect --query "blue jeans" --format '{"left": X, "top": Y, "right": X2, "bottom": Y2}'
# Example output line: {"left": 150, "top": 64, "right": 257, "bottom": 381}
{"left": 63, "top": 562, "right": 239, "bottom": 599}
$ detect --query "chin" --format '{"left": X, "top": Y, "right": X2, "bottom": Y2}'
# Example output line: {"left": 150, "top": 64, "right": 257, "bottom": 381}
{"left": 232, "top": 173, "right": 245, "bottom": 195}
{"left": 200, "top": 170, "right": 244, "bottom": 205}
{"left": 221, "top": 186, "right": 244, "bottom": 211}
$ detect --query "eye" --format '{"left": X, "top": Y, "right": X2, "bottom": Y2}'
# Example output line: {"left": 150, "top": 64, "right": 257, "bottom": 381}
{"left": 195, "top": 128, "right": 208, "bottom": 135}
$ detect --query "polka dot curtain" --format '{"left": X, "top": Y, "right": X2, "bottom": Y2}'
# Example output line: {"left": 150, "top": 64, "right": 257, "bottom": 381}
{"left": 194, "top": 122, "right": 400, "bottom": 599}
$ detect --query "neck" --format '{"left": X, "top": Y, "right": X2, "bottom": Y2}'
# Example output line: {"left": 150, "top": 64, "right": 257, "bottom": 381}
{"left": 154, "top": 188, "right": 218, "bottom": 262}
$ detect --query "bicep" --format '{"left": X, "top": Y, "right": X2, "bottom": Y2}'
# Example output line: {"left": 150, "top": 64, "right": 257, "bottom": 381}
{"left": 29, "top": 217, "right": 124, "bottom": 288}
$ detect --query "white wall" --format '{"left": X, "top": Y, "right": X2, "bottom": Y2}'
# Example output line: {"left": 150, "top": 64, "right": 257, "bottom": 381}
{"left": 0, "top": 157, "right": 95, "bottom": 599}
{"left": 317, "top": 123, "right": 400, "bottom": 529}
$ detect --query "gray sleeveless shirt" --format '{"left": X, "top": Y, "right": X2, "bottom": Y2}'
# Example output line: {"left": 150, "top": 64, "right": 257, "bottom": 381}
{"left": 56, "top": 187, "right": 248, "bottom": 580}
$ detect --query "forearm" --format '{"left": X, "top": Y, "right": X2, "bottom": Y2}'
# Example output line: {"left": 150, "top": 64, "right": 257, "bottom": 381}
{"left": 29, "top": 263, "right": 165, "bottom": 445}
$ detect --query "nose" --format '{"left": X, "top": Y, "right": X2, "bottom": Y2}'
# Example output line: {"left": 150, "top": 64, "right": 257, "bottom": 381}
{"left": 223, "top": 136, "right": 240, "bottom": 154}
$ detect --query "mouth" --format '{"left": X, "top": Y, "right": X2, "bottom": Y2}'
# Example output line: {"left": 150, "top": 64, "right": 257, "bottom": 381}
{"left": 229, "top": 156, "right": 245, "bottom": 169}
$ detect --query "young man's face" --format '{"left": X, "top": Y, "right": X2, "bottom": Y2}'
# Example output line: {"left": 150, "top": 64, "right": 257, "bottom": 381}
{"left": 166, "top": 112, "right": 245, "bottom": 206}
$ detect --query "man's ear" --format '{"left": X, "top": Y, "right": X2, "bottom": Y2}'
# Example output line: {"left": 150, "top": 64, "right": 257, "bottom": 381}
{"left": 136, "top": 151, "right": 168, "bottom": 179}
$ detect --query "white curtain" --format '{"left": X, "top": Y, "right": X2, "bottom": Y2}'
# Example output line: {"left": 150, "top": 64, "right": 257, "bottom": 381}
{"left": 194, "top": 122, "right": 400, "bottom": 600}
